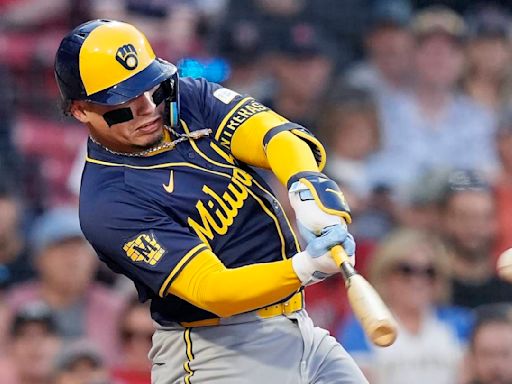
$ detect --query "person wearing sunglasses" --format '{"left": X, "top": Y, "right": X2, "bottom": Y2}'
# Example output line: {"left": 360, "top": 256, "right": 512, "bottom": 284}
{"left": 337, "top": 228, "right": 473, "bottom": 384}
{"left": 112, "top": 296, "right": 153, "bottom": 384}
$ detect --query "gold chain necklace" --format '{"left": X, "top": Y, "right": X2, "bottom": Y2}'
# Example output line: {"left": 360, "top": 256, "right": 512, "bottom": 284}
{"left": 89, "top": 127, "right": 212, "bottom": 157}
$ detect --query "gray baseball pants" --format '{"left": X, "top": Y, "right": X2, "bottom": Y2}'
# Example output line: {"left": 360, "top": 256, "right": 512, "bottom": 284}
{"left": 149, "top": 309, "right": 368, "bottom": 383}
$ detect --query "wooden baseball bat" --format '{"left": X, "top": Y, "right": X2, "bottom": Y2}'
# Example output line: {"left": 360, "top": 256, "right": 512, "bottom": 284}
{"left": 331, "top": 245, "right": 398, "bottom": 347}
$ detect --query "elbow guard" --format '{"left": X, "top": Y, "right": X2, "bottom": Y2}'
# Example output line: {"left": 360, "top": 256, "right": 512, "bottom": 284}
{"left": 263, "top": 124, "right": 326, "bottom": 171}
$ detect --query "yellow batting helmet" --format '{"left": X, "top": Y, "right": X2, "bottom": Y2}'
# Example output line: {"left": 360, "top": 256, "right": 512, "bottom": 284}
{"left": 54, "top": 19, "right": 179, "bottom": 125}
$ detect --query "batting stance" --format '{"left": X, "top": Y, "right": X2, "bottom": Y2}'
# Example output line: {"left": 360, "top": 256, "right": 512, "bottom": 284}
{"left": 54, "top": 19, "right": 368, "bottom": 384}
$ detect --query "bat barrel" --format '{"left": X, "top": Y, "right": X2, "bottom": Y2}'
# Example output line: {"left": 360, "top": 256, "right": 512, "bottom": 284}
{"left": 346, "top": 274, "right": 398, "bottom": 347}
{"left": 367, "top": 321, "right": 398, "bottom": 347}
{"left": 331, "top": 245, "right": 398, "bottom": 347}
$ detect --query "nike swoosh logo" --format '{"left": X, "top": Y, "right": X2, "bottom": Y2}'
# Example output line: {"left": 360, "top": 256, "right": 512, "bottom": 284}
{"left": 162, "top": 170, "right": 174, "bottom": 193}
{"left": 326, "top": 188, "right": 343, "bottom": 199}
{"left": 326, "top": 188, "right": 347, "bottom": 204}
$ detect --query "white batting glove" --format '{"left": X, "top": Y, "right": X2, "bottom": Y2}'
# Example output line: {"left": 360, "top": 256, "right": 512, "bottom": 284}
{"left": 288, "top": 172, "right": 352, "bottom": 233}
{"left": 292, "top": 224, "right": 355, "bottom": 286}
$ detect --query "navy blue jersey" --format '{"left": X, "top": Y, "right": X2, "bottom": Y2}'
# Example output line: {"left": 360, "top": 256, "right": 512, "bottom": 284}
{"left": 79, "top": 77, "right": 303, "bottom": 324}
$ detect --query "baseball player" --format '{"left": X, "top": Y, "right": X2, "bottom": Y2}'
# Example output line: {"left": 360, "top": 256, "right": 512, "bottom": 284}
{"left": 54, "top": 19, "right": 368, "bottom": 384}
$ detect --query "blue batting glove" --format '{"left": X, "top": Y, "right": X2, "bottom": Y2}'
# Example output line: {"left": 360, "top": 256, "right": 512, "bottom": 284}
{"left": 306, "top": 225, "right": 355, "bottom": 259}
{"left": 292, "top": 224, "right": 356, "bottom": 285}
{"left": 297, "top": 222, "right": 317, "bottom": 244}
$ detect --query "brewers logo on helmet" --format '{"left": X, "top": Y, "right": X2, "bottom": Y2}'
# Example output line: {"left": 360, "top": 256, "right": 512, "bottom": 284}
{"left": 54, "top": 19, "right": 180, "bottom": 127}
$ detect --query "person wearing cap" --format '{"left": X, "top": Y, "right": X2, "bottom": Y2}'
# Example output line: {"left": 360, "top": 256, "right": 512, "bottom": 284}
{"left": 437, "top": 169, "right": 512, "bottom": 308}
{"left": 53, "top": 341, "right": 112, "bottom": 384}
{"left": 264, "top": 22, "right": 337, "bottom": 131}
{"left": 344, "top": 0, "right": 414, "bottom": 101}
{"left": 368, "top": 6, "right": 498, "bottom": 201}
{"left": 53, "top": 19, "right": 366, "bottom": 383}
{"left": 214, "top": 18, "right": 273, "bottom": 103}
{"left": 463, "top": 5, "right": 512, "bottom": 112}
{"left": 6, "top": 206, "right": 125, "bottom": 366}
{"left": 0, "top": 301, "right": 61, "bottom": 384}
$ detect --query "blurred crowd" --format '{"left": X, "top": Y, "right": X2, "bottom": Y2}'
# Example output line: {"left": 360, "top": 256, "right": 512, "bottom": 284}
{"left": 2, "top": 0, "right": 512, "bottom": 383}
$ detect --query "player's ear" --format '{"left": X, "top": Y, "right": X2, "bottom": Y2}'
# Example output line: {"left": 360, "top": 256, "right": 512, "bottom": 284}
{"left": 70, "top": 101, "right": 90, "bottom": 123}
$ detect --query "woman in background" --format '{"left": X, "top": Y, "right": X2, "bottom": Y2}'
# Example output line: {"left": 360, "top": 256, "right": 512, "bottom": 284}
{"left": 337, "top": 228, "right": 472, "bottom": 384}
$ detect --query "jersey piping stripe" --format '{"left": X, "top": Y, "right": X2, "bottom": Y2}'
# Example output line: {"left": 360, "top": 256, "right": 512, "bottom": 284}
{"left": 86, "top": 150, "right": 299, "bottom": 261}
{"left": 183, "top": 328, "right": 195, "bottom": 383}
{"left": 209, "top": 142, "right": 235, "bottom": 165}
{"left": 182, "top": 120, "right": 300, "bottom": 256}
{"left": 214, "top": 96, "right": 253, "bottom": 141}
{"left": 86, "top": 153, "right": 301, "bottom": 253}
{"left": 85, "top": 154, "right": 295, "bottom": 269}
{"left": 182, "top": 121, "right": 293, "bottom": 259}
{"left": 158, "top": 243, "right": 209, "bottom": 297}
{"left": 181, "top": 121, "right": 301, "bottom": 254}
{"left": 86, "top": 156, "right": 231, "bottom": 177}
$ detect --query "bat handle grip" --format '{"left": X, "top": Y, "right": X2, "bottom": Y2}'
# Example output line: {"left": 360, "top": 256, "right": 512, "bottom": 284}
{"left": 331, "top": 244, "right": 351, "bottom": 268}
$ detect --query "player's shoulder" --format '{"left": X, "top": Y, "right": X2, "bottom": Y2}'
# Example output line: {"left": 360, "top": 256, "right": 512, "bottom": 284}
{"left": 80, "top": 167, "right": 144, "bottom": 222}
{"left": 81, "top": 161, "right": 127, "bottom": 200}
{"left": 178, "top": 76, "right": 209, "bottom": 104}
{"left": 179, "top": 76, "right": 243, "bottom": 107}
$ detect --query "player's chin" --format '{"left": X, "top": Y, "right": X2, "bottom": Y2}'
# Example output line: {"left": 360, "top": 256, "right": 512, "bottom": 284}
{"left": 133, "top": 123, "right": 164, "bottom": 147}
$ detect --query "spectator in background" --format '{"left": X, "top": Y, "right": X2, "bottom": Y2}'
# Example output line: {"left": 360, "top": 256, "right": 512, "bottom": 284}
{"left": 0, "top": 187, "right": 33, "bottom": 290}
{"left": 0, "top": 65, "right": 20, "bottom": 189}
{"left": 338, "top": 228, "right": 471, "bottom": 384}
{"left": 370, "top": 6, "right": 497, "bottom": 200}
{"left": 412, "top": 0, "right": 512, "bottom": 18}
{"left": 317, "top": 86, "right": 396, "bottom": 245}
{"left": 112, "top": 297, "right": 153, "bottom": 384}
{"left": 53, "top": 341, "right": 113, "bottom": 384}
{"left": 302, "top": 0, "right": 370, "bottom": 69}
{"left": 0, "top": 0, "right": 93, "bottom": 29}
{"left": 465, "top": 303, "right": 512, "bottom": 384}
{"left": 265, "top": 22, "right": 336, "bottom": 131}
{"left": 463, "top": 5, "right": 512, "bottom": 112}
{"left": 0, "top": 187, "right": 30, "bottom": 353}
{"left": 345, "top": 0, "right": 414, "bottom": 101}
{"left": 437, "top": 169, "right": 512, "bottom": 308}
{"left": 494, "top": 106, "right": 512, "bottom": 255}
{"left": 0, "top": 301, "right": 61, "bottom": 384}
{"left": 91, "top": 0, "right": 207, "bottom": 61}
{"left": 6, "top": 207, "right": 125, "bottom": 365}
{"left": 222, "top": 0, "right": 369, "bottom": 69}
{"left": 398, "top": 167, "right": 453, "bottom": 231}
{"left": 215, "top": 18, "right": 273, "bottom": 101}
{"left": 319, "top": 87, "right": 380, "bottom": 203}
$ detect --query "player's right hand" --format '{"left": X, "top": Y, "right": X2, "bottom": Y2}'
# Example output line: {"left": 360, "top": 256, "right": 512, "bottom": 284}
{"left": 292, "top": 224, "right": 355, "bottom": 286}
